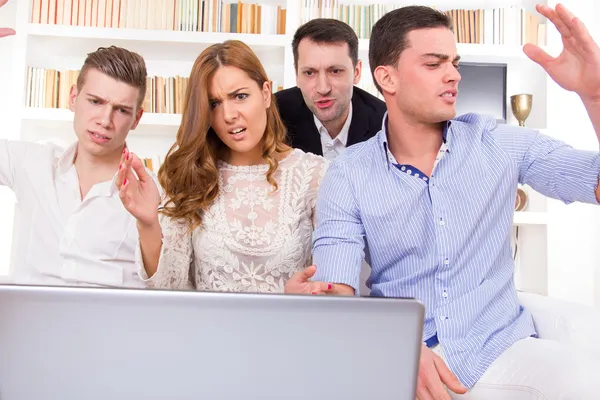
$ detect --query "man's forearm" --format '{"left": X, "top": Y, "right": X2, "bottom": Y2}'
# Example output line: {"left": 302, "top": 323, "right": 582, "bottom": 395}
{"left": 582, "top": 96, "right": 600, "bottom": 148}
{"left": 581, "top": 96, "right": 600, "bottom": 202}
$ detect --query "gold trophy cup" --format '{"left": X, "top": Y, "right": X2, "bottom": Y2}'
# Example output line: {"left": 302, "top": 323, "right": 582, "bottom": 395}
{"left": 510, "top": 94, "right": 533, "bottom": 127}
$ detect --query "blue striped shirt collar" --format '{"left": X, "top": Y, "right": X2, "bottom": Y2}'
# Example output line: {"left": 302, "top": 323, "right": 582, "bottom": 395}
{"left": 379, "top": 111, "right": 453, "bottom": 169}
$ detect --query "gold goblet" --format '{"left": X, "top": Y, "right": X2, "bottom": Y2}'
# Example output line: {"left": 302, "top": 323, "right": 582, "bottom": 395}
{"left": 510, "top": 94, "right": 533, "bottom": 127}
{"left": 515, "top": 187, "right": 528, "bottom": 211}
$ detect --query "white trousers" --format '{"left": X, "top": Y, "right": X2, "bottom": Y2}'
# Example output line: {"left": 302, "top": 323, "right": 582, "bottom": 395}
{"left": 434, "top": 337, "right": 600, "bottom": 399}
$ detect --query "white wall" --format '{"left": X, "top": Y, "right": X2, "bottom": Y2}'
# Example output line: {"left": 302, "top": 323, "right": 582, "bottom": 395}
{"left": 545, "top": 0, "right": 600, "bottom": 307}
{"left": 0, "top": 0, "right": 18, "bottom": 276}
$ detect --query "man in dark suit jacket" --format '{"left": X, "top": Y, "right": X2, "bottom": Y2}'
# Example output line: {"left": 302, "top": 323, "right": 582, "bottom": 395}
{"left": 275, "top": 19, "right": 387, "bottom": 160}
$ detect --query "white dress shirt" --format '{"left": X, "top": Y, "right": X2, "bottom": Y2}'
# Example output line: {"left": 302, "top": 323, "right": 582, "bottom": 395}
{"left": 0, "top": 139, "right": 148, "bottom": 288}
{"left": 314, "top": 103, "right": 353, "bottom": 161}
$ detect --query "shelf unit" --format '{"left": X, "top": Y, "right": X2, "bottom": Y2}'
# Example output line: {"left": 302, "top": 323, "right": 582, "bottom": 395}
{"left": 26, "top": 23, "right": 291, "bottom": 48}
{"left": 513, "top": 211, "right": 548, "bottom": 226}
{"left": 358, "top": 39, "right": 548, "bottom": 63}
{"left": 21, "top": 106, "right": 182, "bottom": 129}
{"left": 15, "top": 15, "right": 552, "bottom": 151}
{"left": 3, "top": 0, "right": 560, "bottom": 294}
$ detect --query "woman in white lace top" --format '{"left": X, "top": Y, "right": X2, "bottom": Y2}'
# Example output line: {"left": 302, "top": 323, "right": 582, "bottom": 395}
{"left": 116, "top": 40, "right": 329, "bottom": 293}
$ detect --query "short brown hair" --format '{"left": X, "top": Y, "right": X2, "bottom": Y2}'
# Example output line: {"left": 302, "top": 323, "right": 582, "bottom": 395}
{"left": 292, "top": 18, "right": 359, "bottom": 71}
{"left": 369, "top": 6, "right": 452, "bottom": 93}
{"left": 77, "top": 45, "right": 147, "bottom": 108}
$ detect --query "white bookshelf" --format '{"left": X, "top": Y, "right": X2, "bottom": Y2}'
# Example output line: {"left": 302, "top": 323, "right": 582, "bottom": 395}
{"left": 513, "top": 212, "right": 548, "bottom": 226}
{"left": 20, "top": 107, "right": 182, "bottom": 141}
{"left": 27, "top": 23, "right": 290, "bottom": 48}
{"left": 4, "top": 0, "right": 560, "bottom": 293}
{"left": 358, "top": 39, "right": 548, "bottom": 63}
{"left": 25, "top": 23, "right": 290, "bottom": 79}
{"left": 22, "top": 106, "right": 182, "bottom": 127}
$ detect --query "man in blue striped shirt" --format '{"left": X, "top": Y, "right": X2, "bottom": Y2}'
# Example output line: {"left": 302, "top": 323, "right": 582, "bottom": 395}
{"left": 285, "top": 4, "right": 600, "bottom": 399}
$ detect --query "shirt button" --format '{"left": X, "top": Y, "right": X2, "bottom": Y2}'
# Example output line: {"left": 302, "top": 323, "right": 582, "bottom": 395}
{"left": 439, "top": 218, "right": 445, "bottom": 226}
{"left": 444, "top": 258, "right": 450, "bottom": 265}
{"left": 442, "top": 291, "right": 448, "bottom": 298}
{"left": 439, "top": 316, "right": 447, "bottom": 321}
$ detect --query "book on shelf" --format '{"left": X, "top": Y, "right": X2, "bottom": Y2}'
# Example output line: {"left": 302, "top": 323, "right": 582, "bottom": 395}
{"left": 25, "top": 67, "right": 79, "bottom": 109}
{"left": 444, "top": 8, "right": 545, "bottom": 46}
{"left": 25, "top": 67, "right": 284, "bottom": 112}
{"left": 300, "top": 1, "right": 545, "bottom": 46}
{"left": 141, "top": 155, "right": 164, "bottom": 173}
{"left": 30, "top": 0, "right": 287, "bottom": 35}
{"left": 143, "top": 75, "right": 190, "bottom": 114}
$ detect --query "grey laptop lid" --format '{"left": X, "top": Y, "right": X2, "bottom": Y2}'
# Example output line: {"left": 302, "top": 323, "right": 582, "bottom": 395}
{"left": 0, "top": 284, "right": 424, "bottom": 400}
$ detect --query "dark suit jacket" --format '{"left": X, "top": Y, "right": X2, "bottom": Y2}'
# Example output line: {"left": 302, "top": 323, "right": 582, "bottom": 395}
{"left": 274, "top": 86, "right": 387, "bottom": 156}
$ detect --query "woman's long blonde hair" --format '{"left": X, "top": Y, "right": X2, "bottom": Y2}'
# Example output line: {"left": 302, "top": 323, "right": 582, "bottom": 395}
{"left": 157, "top": 40, "right": 289, "bottom": 229}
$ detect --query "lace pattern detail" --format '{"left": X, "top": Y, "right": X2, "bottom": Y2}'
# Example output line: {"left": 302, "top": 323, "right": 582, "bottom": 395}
{"left": 136, "top": 214, "right": 193, "bottom": 290}
{"left": 137, "top": 149, "right": 329, "bottom": 293}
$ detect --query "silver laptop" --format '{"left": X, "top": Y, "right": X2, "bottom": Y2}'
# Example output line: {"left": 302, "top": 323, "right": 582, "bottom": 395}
{"left": 0, "top": 284, "right": 424, "bottom": 400}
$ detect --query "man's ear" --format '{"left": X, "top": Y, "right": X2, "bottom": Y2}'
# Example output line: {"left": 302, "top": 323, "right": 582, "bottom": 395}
{"left": 353, "top": 60, "right": 363, "bottom": 85}
{"left": 131, "top": 107, "right": 144, "bottom": 130}
{"left": 68, "top": 85, "right": 78, "bottom": 112}
{"left": 373, "top": 65, "right": 397, "bottom": 96}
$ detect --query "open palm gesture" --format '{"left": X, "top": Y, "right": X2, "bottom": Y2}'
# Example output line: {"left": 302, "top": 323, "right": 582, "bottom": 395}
{"left": 0, "top": 0, "right": 16, "bottom": 38}
{"left": 284, "top": 266, "right": 334, "bottom": 295}
{"left": 524, "top": 4, "right": 600, "bottom": 102}
{"left": 116, "top": 149, "right": 162, "bottom": 227}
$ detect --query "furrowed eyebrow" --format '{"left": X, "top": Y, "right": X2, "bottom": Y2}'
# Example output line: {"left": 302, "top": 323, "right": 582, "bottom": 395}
{"left": 301, "top": 65, "right": 346, "bottom": 70}
{"left": 422, "top": 53, "right": 461, "bottom": 63}
{"left": 86, "top": 93, "right": 133, "bottom": 110}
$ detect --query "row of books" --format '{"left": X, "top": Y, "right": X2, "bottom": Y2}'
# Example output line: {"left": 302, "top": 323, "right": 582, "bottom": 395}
{"left": 25, "top": 67, "right": 78, "bottom": 109}
{"left": 445, "top": 7, "right": 545, "bottom": 46}
{"left": 30, "top": 0, "right": 545, "bottom": 46}
{"left": 30, "top": 0, "right": 287, "bottom": 34}
{"left": 25, "top": 67, "right": 284, "bottom": 112}
{"left": 143, "top": 75, "right": 189, "bottom": 114}
{"left": 301, "top": 1, "right": 546, "bottom": 46}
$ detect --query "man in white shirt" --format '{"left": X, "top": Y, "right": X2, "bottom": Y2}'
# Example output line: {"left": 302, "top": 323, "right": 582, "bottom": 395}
{"left": 275, "top": 18, "right": 386, "bottom": 161}
{"left": 1, "top": 25, "right": 154, "bottom": 287}
{"left": 312, "top": 104, "right": 353, "bottom": 161}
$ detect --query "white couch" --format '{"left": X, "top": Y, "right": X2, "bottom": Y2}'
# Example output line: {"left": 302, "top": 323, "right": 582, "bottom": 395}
{"left": 517, "top": 291, "right": 600, "bottom": 359}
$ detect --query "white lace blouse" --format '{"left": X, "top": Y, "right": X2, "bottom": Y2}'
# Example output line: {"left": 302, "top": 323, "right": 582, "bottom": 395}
{"left": 138, "top": 149, "right": 329, "bottom": 293}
